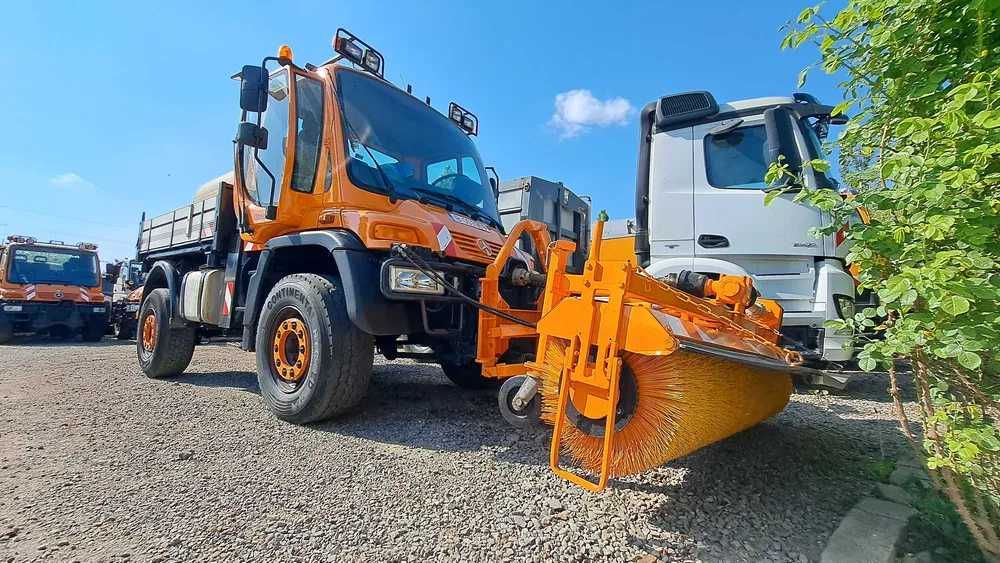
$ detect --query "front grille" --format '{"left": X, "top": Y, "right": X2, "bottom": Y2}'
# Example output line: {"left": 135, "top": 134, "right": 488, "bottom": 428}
{"left": 450, "top": 232, "right": 502, "bottom": 261}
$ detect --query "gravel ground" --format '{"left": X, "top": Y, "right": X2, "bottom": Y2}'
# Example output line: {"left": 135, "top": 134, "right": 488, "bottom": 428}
{"left": 0, "top": 338, "right": 918, "bottom": 563}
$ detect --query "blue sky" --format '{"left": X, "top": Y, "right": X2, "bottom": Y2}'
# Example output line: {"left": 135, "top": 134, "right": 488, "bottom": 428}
{"left": 0, "top": 0, "right": 846, "bottom": 262}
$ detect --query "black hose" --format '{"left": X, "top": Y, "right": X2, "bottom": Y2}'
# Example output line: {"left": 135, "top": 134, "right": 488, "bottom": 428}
{"left": 394, "top": 245, "right": 537, "bottom": 329}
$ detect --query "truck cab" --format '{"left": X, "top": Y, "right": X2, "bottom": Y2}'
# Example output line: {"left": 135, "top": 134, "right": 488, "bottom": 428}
{"left": 633, "top": 92, "right": 855, "bottom": 364}
{"left": 0, "top": 236, "right": 107, "bottom": 342}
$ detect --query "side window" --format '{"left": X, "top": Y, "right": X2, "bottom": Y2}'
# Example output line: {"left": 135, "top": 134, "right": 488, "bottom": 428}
{"left": 426, "top": 158, "right": 458, "bottom": 185}
{"left": 244, "top": 69, "right": 290, "bottom": 206}
{"left": 460, "top": 156, "right": 483, "bottom": 184}
{"left": 704, "top": 125, "right": 769, "bottom": 189}
{"left": 290, "top": 75, "right": 324, "bottom": 193}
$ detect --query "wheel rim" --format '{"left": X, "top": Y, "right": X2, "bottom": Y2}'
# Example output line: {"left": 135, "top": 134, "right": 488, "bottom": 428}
{"left": 271, "top": 311, "right": 310, "bottom": 385}
{"left": 141, "top": 311, "right": 157, "bottom": 352}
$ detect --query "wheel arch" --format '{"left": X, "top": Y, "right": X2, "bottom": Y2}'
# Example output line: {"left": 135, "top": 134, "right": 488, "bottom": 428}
{"left": 241, "top": 230, "right": 364, "bottom": 351}
{"left": 141, "top": 261, "right": 183, "bottom": 326}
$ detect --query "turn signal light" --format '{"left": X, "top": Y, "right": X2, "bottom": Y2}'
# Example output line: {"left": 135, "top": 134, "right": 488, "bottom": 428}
{"left": 372, "top": 224, "right": 421, "bottom": 244}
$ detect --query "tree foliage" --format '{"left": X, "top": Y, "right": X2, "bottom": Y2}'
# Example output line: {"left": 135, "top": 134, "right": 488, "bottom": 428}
{"left": 780, "top": 0, "right": 1000, "bottom": 554}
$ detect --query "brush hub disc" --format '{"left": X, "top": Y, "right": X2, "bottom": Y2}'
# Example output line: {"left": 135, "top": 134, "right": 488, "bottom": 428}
{"left": 565, "top": 364, "right": 638, "bottom": 437}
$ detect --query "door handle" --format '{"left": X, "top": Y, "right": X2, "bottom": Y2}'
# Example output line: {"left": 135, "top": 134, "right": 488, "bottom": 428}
{"left": 698, "top": 234, "right": 730, "bottom": 249}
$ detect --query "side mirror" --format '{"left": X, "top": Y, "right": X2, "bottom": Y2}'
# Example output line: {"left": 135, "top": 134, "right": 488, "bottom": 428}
{"left": 236, "top": 122, "right": 268, "bottom": 149}
{"left": 813, "top": 117, "right": 830, "bottom": 140}
{"left": 763, "top": 107, "right": 801, "bottom": 187}
{"left": 239, "top": 65, "right": 269, "bottom": 113}
{"left": 485, "top": 166, "right": 500, "bottom": 200}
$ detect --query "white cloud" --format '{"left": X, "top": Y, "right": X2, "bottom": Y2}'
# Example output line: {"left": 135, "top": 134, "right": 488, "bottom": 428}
{"left": 49, "top": 172, "right": 96, "bottom": 192}
{"left": 549, "top": 89, "right": 634, "bottom": 139}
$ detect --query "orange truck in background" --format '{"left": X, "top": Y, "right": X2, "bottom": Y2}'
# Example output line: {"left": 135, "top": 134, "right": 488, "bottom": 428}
{"left": 0, "top": 235, "right": 108, "bottom": 343}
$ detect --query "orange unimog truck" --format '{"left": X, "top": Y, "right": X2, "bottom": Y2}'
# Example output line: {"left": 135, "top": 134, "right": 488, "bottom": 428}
{"left": 0, "top": 235, "right": 108, "bottom": 343}
{"left": 134, "top": 30, "right": 537, "bottom": 423}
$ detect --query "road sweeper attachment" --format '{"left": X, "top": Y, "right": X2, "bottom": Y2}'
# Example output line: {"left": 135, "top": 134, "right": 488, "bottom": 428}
{"left": 477, "top": 216, "right": 803, "bottom": 491}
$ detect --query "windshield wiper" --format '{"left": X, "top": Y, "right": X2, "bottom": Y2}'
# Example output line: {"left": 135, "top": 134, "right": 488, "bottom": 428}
{"left": 408, "top": 186, "right": 457, "bottom": 211}
{"left": 409, "top": 187, "right": 502, "bottom": 230}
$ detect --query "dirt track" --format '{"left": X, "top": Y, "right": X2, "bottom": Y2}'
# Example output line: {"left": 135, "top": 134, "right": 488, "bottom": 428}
{"left": 0, "top": 338, "right": 916, "bottom": 562}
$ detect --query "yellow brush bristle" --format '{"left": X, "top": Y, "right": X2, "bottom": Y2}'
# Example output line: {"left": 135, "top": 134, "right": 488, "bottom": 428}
{"left": 532, "top": 338, "right": 792, "bottom": 476}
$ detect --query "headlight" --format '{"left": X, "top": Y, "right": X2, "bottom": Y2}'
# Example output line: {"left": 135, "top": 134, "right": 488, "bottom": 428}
{"left": 3, "top": 305, "right": 23, "bottom": 312}
{"left": 92, "top": 307, "right": 106, "bottom": 313}
{"left": 388, "top": 266, "right": 445, "bottom": 295}
{"left": 833, "top": 294, "right": 855, "bottom": 320}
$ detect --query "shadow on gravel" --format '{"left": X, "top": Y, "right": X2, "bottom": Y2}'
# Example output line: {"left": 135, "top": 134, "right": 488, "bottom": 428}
{"left": 309, "top": 361, "right": 551, "bottom": 467}
{"left": 620, "top": 401, "right": 908, "bottom": 561}
{"left": 0, "top": 336, "right": 134, "bottom": 347}
{"left": 173, "top": 370, "right": 260, "bottom": 392}
{"left": 795, "top": 368, "right": 916, "bottom": 404}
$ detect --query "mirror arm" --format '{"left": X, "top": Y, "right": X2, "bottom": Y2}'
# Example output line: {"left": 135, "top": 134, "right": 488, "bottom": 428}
{"left": 254, "top": 56, "right": 280, "bottom": 221}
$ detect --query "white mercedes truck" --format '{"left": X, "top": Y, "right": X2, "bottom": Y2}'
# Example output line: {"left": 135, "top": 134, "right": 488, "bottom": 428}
{"left": 628, "top": 91, "right": 857, "bottom": 370}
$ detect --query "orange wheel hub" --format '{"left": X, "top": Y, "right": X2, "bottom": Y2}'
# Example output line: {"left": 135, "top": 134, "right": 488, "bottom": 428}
{"left": 141, "top": 312, "right": 157, "bottom": 352}
{"left": 272, "top": 317, "right": 310, "bottom": 382}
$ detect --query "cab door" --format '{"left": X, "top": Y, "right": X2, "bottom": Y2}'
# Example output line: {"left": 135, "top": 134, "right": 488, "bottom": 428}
{"left": 691, "top": 115, "right": 823, "bottom": 257}
{"left": 235, "top": 67, "right": 328, "bottom": 244}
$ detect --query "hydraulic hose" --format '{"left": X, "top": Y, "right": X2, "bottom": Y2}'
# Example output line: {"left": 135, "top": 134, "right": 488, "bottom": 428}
{"left": 393, "top": 245, "right": 537, "bottom": 329}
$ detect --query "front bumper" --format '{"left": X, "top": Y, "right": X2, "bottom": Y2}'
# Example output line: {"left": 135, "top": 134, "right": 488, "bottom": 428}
{"left": 0, "top": 301, "right": 107, "bottom": 332}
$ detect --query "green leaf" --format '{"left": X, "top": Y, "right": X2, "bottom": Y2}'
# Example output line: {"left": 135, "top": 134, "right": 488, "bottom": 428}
{"left": 764, "top": 189, "right": 784, "bottom": 207}
{"left": 831, "top": 99, "right": 853, "bottom": 117}
{"left": 939, "top": 295, "right": 970, "bottom": 316}
{"left": 797, "top": 66, "right": 811, "bottom": 88}
{"left": 957, "top": 351, "right": 982, "bottom": 370}
{"left": 858, "top": 356, "right": 876, "bottom": 371}
{"left": 972, "top": 110, "right": 1000, "bottom": 128}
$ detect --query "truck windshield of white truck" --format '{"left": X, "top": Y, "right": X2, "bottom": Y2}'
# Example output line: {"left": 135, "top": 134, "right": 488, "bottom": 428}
{"left": 7, "top": 247, "right": 99, "bottom": 286}
{"left": 335, "top": 68, "right": 500, "bottom": 225}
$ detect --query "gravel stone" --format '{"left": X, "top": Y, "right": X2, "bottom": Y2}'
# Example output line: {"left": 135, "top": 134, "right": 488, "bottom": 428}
{"left": 0, "top": 339, "right": 918, "bottom": 562}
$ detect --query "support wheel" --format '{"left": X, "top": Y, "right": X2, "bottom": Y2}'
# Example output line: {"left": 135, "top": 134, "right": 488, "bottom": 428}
{"left": 137, "top": 288, "right": 196, "bottom": 378}
{"left": 498, "top": 375, "right": 542, "bottom": 429}
{"left": 256, "top": 274, "right": 374, "bottom": 424}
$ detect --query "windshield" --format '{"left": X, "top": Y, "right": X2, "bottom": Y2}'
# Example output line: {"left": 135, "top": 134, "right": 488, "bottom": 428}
{"left": 335, "top": 69, "right": 500, "bottom": 224}
{"left": 7, "top": 247, "right": 99, "bottom": 286}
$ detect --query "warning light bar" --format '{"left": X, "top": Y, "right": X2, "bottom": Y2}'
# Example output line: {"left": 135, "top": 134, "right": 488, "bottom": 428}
{"left": 448, "top": 102, "right": 479, "bottom": 136}
{"left": 333, "top": 28, "right": 384, "bottom": 78}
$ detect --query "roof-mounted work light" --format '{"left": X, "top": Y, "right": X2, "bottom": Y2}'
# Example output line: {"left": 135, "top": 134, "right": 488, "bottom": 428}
{"left": 332, "top": 28, "right": 384, "bottom": 77}
{"left": 447, "top": 102, "right": 479, "bottom": 136}
{"left": 7, "top": 235, "right": 37, "bottom": 244}
{"left": 78, "top": 242, "right": 98, "bottom": 251}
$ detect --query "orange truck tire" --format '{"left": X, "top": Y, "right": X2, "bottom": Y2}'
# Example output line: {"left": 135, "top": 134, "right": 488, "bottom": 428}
{"left": 255, "top": 274, "right": 374, "bottom": 424}
{"left": 137, "top": 289, "right": 196, "bottom": 378}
